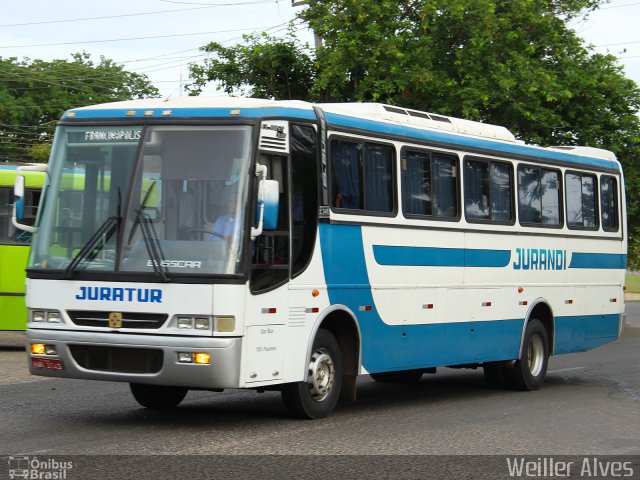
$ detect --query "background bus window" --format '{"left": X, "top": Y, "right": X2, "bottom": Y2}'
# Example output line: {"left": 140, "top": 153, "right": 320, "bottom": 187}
{"left": 566, "top": 172, "right": 597, "bottom": 229}
{"left": 518, "top": 166, "right": 561, "bottom": 226}
{"left": 464, "top": 158, "right": 513, "bottom": 223}
{"left": 0, "top": 188, "right": 39, "bottom": 244}
{"left": 600, "top": 176, "right": 619, "bottom": 232}
{"left": 402, "top": 149, "right": 458, "bottom": 219}
{"left": 331, "top": 139, "right": 395, "bottom": 214}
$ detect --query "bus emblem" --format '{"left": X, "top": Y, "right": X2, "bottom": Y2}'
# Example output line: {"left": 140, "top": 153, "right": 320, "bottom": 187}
{"left": 108, "top": 312, "right": 123, "bottom": 328}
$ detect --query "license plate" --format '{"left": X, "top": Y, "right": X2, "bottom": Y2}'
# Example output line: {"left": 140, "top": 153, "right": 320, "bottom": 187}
{"left": 31, "top": 358, "right": 64, "bottom": 371}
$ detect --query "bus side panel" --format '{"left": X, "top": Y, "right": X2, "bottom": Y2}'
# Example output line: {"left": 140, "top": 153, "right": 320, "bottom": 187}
{"left": 319, "top": 223, "right": 523, "bottom": 373}
{"left": 0, "top": 245, "right": 30, "bottom": 330}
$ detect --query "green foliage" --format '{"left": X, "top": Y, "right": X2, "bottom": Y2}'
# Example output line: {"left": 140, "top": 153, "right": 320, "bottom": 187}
{"left": 187, "top": 28, "right": 315, "bottom": 99}
{"left": 0, "top": 52, "right": 159, "bottom": 163}
{"left": 188, "top": 0, "right": 640, "bottom": 267}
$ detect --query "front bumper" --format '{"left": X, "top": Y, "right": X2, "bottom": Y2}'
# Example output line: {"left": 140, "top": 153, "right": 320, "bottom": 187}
{"left": 26, "top": 329, "right": 242, "bottom": 389}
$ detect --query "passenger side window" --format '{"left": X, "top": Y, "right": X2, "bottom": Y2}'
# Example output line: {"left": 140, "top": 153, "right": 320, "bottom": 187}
{"left": 330, "top": 138, "right": 395, "bottom": 214}
{"left": 464, "top": 158, "right": 513, "bottom": 223}
{"left": 401, "top": 149, "right": 458, "bottom": 219}
{"left": 517, "top": 166, "right": 561, "bottom": 227}
{"left": 566, "top": 172, "right": 597, "bottom": 229}
{"left": 600, "top": 176, "right": 619, "bottom": 232}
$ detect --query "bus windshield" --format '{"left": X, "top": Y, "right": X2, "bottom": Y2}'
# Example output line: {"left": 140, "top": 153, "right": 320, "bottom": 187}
{"left": 30, "top": 124, "right": 254, "bottom": 277}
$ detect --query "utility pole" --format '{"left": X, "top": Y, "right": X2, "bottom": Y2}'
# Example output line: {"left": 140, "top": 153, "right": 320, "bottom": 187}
{"left": 291, "top": 0, "right": 322, "bottom": 52}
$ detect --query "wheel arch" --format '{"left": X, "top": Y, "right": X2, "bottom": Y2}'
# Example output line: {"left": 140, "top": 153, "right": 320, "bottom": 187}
{"left": 518, "top": 299, "right": 555, "bottom": 359}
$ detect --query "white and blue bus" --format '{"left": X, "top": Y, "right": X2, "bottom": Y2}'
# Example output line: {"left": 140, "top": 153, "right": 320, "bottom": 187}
{"left": 16, "top": 98, "right": 626, "bottom": 419}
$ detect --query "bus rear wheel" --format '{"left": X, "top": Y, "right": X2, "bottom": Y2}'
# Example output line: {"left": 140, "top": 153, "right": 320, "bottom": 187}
{"left": 504, "top": 319, "right": 549, "bottom": 391}
{"left": 281, "top": 329, "right": 343, "bottom": 419}
{"left": 130, "top": 383, "right": 188, "bottom": 409}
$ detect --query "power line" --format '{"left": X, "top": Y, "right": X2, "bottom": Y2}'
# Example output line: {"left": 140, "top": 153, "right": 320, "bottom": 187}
{"left": 0, "top": 1, "right": 279, "bottom": 28}
{"left": 0, "top": 24, "right": 286, "bottom": 49}
{"left": 600, "top": 1, "right": 640, "bottom": 10}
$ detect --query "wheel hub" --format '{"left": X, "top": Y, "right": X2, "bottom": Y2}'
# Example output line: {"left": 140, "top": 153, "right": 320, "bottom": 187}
{"left": 527, "top": 334, "right": 544, "bottom": 377}
{"left": 307, "top": 348, "right": 335, "bottom": 402}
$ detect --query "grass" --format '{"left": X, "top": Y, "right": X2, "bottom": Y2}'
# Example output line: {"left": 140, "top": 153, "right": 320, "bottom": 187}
{"left": 625, "top": 273, "right": 640, "bottom": 294}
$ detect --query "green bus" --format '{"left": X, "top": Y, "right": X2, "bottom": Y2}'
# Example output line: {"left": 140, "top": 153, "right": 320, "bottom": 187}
{"left": 0, "top": 165, "right": 44, "bottom": 330}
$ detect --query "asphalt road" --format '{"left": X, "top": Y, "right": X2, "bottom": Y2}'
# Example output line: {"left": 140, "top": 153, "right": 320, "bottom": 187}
{"left": 0, "top": 306, "right": 639, "bottom": 457}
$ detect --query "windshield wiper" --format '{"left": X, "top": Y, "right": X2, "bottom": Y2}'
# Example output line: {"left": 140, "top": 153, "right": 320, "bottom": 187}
{"left": 135, "top": 209, "right": 169, "bottom": 281}
{"left": 63, "top": 215, "right": 120, "bottom": 278}
{"left": 128, "top": 181, "right": 169, "bottom": 281}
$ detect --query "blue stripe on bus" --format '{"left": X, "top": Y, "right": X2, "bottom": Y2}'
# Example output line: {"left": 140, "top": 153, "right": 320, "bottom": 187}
{"left": 319, "top": 224, "right": 621, "bottom": 372}
{"left": 554, "top": 314, "right": 620, "bottom": 354}
{"left": 373, "top": 245, "right": 510, "bottom": 267}
{"left": 64, "top": 107, "right": 318, "bottom": 120}
{"left": 324, "top": 112, "right": 620, "bottom": 171}
{"left": 568, "top": 253, "right": 627, "bottom": 269}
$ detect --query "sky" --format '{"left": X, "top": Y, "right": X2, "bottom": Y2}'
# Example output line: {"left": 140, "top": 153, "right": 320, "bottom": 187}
{"left": 1, "top": 0, "right": 640, "bottom": 100}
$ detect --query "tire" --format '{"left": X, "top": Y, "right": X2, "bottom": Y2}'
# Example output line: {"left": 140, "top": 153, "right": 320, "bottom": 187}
{"left": 504, "top": 319, "right": 549, "bottom": 391}
{"left": 370, "top": 369, "right": 423, "bottom": 383}
{"left": 281, "top": 329, "right": 343, "bottom": 419}
{"left": 483, "top": 363, "right": 508, "bottom": 389}
{"left": 130, "top": 383, "right": 188, "bottom": 409}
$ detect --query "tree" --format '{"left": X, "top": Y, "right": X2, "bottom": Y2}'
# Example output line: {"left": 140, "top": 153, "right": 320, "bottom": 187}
{"left": 0, "top": 52, "right": 159, "bottom": 163}
{"left": 189, "top": 0, "right": 640, "bottom": 265}
{"left": 187, "top": 29, "right": 315, "bottom": 99}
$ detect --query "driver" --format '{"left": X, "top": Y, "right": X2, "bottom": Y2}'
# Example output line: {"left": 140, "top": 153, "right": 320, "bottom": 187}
{"left": 211, "top": 194, "right": 237, "bottom": 241}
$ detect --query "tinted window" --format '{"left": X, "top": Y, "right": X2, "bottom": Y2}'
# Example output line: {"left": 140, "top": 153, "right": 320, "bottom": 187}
{"left": 600, "top": 176, "right": 619, "bottom": 232}
{"left": 331, "top": 139, "right": 394, "bottom": 214}
{"left": 464, "top": 158, "right": 513, "bottom": 223}
{"left": 402, "top": 149, "right": 458, "bottom": 219}
{"left": 518, "top": 166, "right": 561, "bottom": 226}
{"left": 566, "top": 172, "right": 597, "bottom": 229}
{"left": 290, "top": 124, "right": 318, "bottom": 277}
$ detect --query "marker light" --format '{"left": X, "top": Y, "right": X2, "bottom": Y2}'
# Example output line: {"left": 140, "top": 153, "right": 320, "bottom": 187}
{"left": 177, "top": 317, "right": 193, "bottom": 329}
{"left": 215, "top": 316, "right": 235, "bottom": 333}
{"left": 194, "top": 353, "right": 211, "bottom": 365}
{"left": 31, "top": 343, "right": 46, "bottom": 355}
{"left": 194, "top": 318, "right": 210, "bottom": 330}
{"left": 32, "top": 311, "right": 46, "bottom": 322}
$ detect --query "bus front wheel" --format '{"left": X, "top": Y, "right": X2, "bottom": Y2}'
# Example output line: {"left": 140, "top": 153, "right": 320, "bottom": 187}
{"left": 281, "top": 329, "right": 343, "bottom": 419}
{"left": 130, "top": 383, "right": 188, "bottom": 409}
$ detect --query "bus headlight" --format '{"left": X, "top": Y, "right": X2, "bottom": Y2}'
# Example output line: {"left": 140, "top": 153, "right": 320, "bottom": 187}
{"left": 30, "top": 310, "right": 63, "bottom": 324}
{"left": 194, "top": 318, "right": 210, "bottom": 330}
{"left": 177, "top": 317, "right": 194, "bottom": 329}
{"left": 174, "top": 315, "right": 213, "bottom": 331}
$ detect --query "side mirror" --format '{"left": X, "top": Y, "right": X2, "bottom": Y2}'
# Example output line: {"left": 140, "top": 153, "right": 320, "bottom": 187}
{"left": 12, "top": 175, "right": 37, "bottom": 233}
{"left": 261, "top": 180, "right": 279, "bottom": 230}
{"left": 12, "top": 164, "right": 48, "bottom": 234}
{"left": 251, "top": 165, "right": 279, "bottom": 239}
{"left": 14, "top": 175, "right": 25, "bottom": 221}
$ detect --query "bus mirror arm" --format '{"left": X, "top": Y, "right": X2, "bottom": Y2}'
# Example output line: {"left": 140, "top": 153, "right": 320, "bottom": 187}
{"left": 251, "top": 165, "right": 279, "bottom": 239}
{"left": 12, "top": 164, "right": 47, "bottom": 234}
{"left": 12, "top": 175, "right": 36, "bottom": 233}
